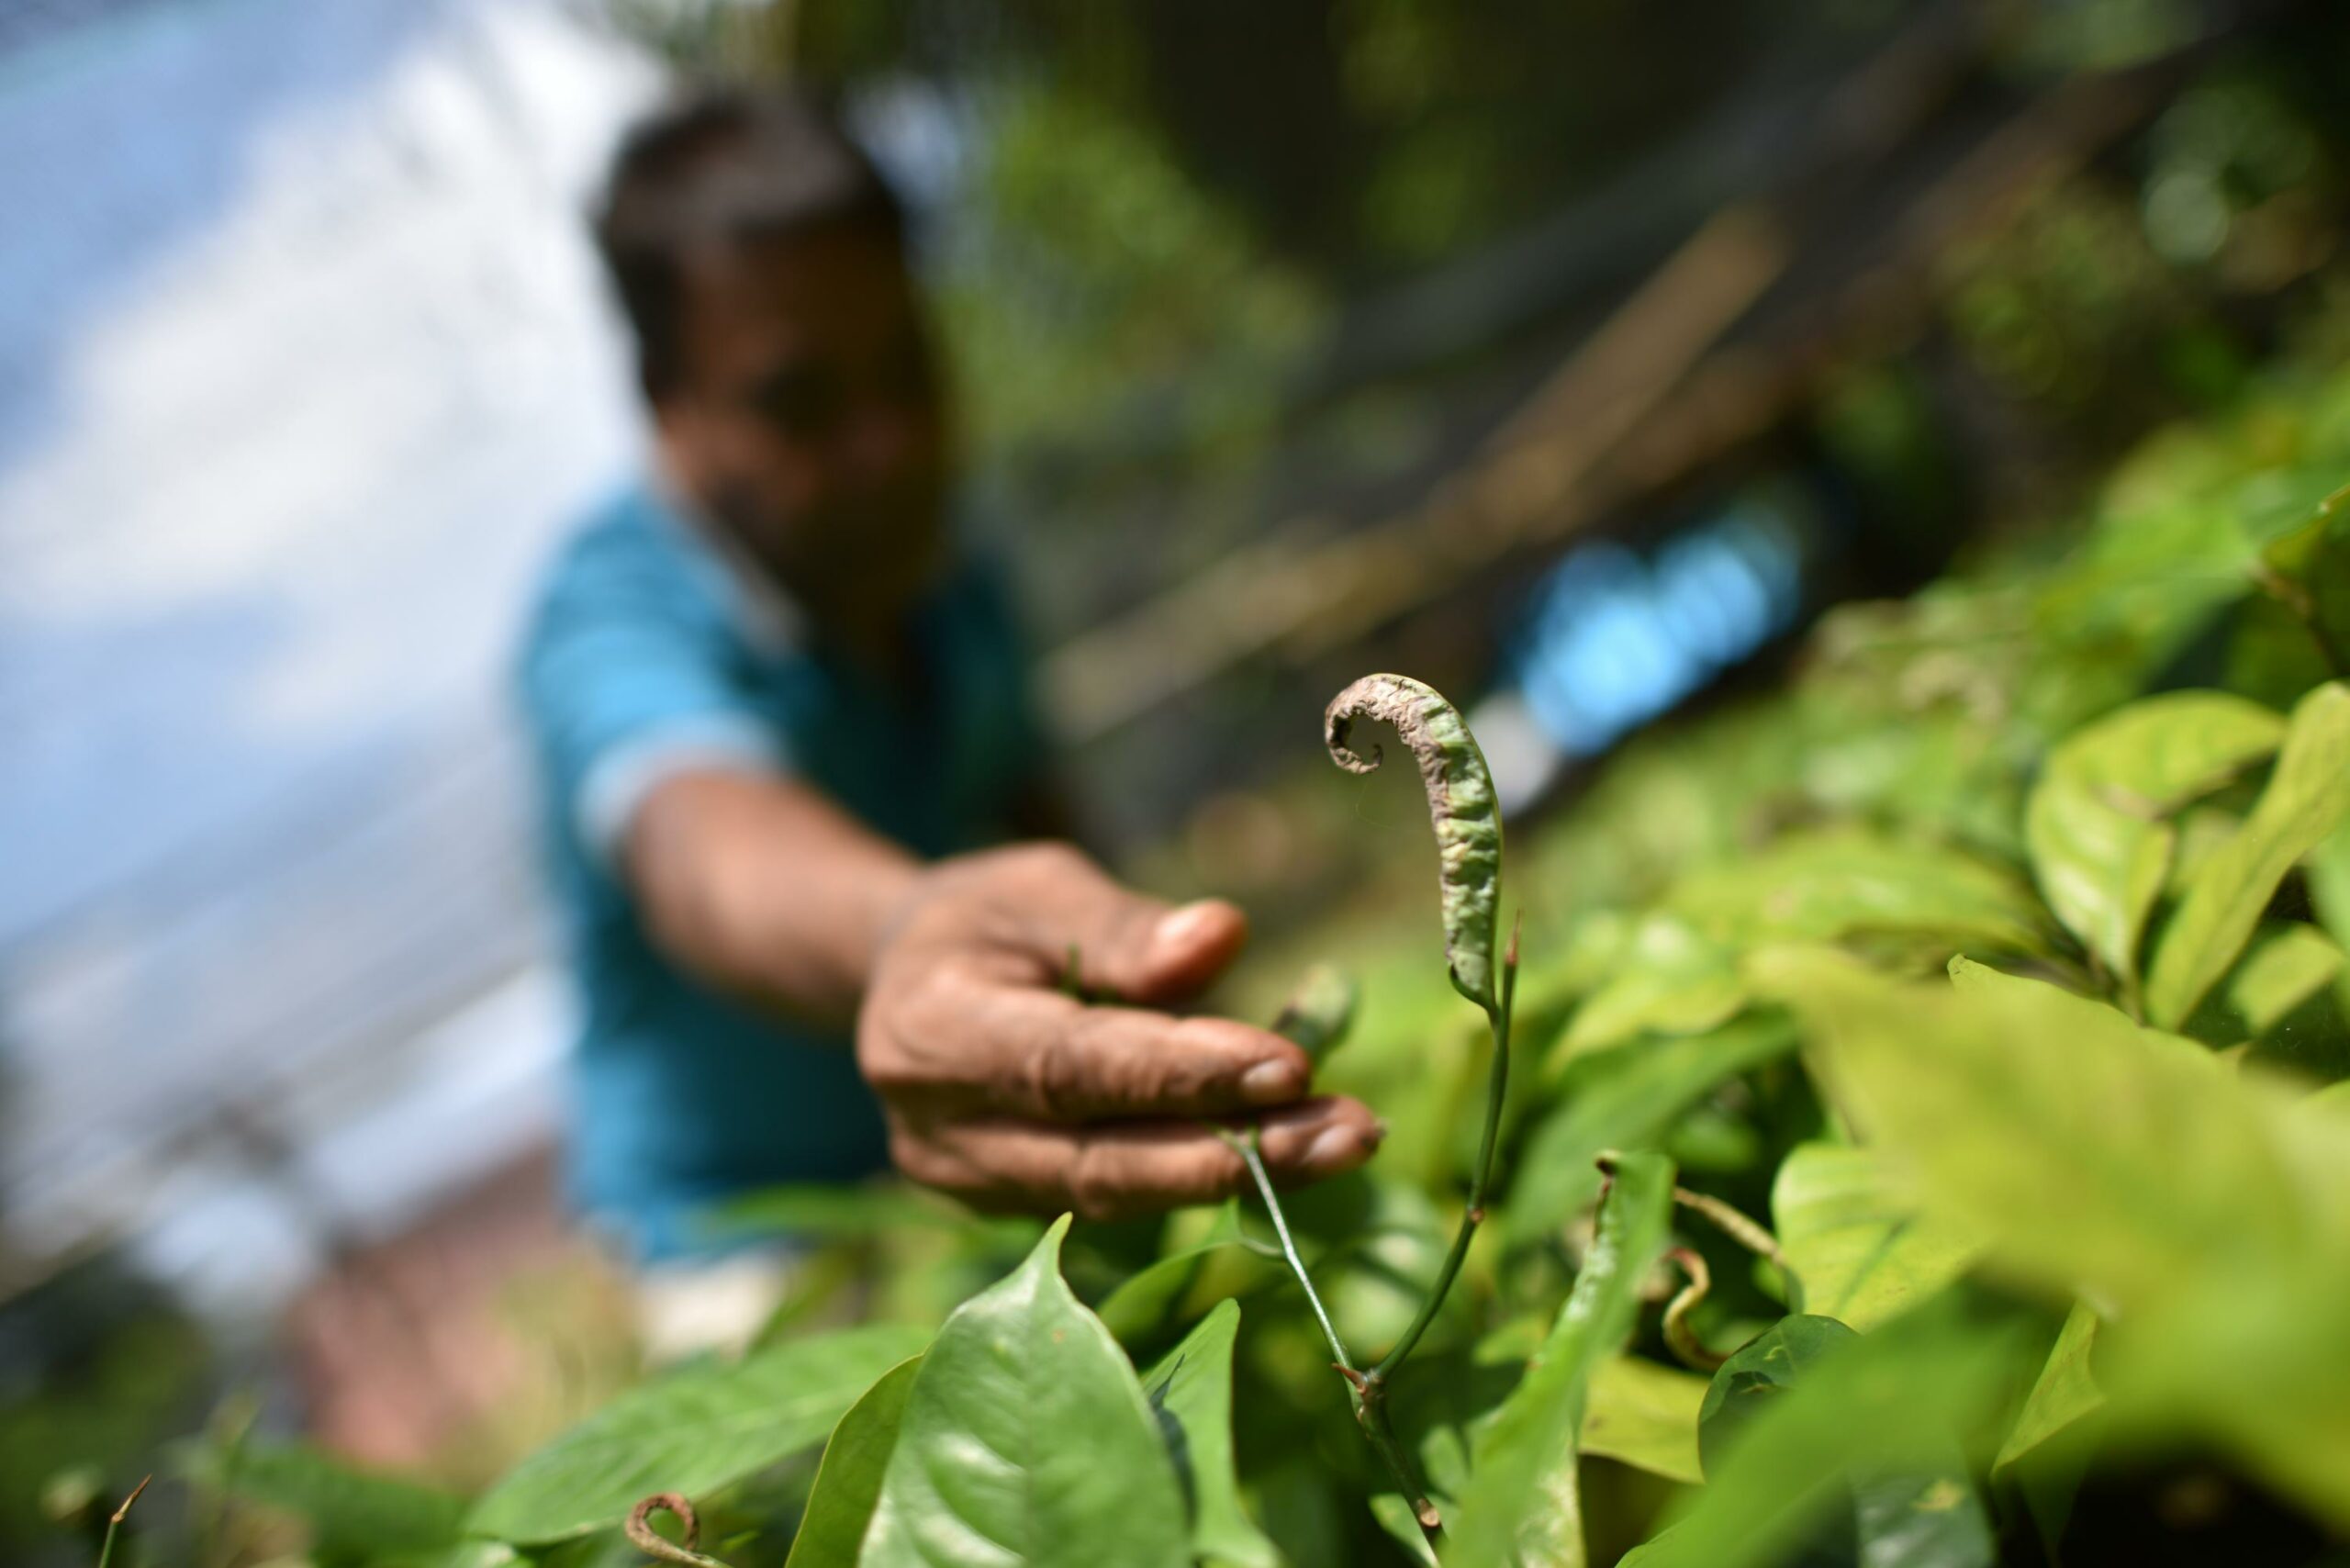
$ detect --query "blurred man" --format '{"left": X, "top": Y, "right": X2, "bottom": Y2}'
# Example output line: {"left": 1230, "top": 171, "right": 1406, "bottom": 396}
{"left": 517, "top": 89, "right": 1379, "bottom": 1349}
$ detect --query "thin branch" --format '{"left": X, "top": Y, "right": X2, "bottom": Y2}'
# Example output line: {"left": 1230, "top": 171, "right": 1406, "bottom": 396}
{"left": 95, "top": 1475, "right": 150, "bottom": 1568}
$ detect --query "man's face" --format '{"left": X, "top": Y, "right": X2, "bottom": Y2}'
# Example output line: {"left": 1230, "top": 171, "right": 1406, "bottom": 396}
{"left": 655, "top": 225, "right": 950, "bottom": 628}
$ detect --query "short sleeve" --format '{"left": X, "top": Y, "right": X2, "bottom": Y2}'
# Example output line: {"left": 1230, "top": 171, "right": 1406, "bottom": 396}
{"left": 517, "top": 514, "right": 788, "bottom": 871}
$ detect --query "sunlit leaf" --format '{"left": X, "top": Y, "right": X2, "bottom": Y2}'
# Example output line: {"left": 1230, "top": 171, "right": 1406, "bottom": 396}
{"left": 860, "top": 1216, "right": 1187, "bottom": 1567}
{"left": 2145, "top": 682, "right": 2350, "bottom": 1028}
{"left": 2023, "top": 690, "right": 2284, "bottom": 989}
{"left": 1758, "top": 946, "right": 2281, "bottom": 1307}
{"left": 1991, "top": 1302, "right": 2101, "bottom": 1476}
{"left": 466, "top": 1321, "right": 927, "bottom": 1544}
{"left": 1142, "top": 1301, "right": 1281, "bottom": 1568}
{"left": 783, "top": 1356, "right": 921, "bottom": 1568}
{"left": 1579, "top": 1356, "right": 1707, "bottom": 1485}
{"left": 1666, "top": 828, "right": 2054, "bottom": 962}
{"left": 1771, "top": 1145, "right": 1981, "bottom": 1331}
{"left": 1557, "top": 915, "right": 1747, "bottom": 1061}
{"left": 2222, "top": 921, "right": 2344, "bottom": 1038}
{"left": 1449, "top": 1150, "right": 1674, "bottom": 1568}
{"left": 1505, "top": 1012, "right": 1797, "bottom": 1249}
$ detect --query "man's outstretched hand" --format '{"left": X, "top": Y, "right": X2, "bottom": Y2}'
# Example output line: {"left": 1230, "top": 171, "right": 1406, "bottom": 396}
{"left": 859, "top": 843, "right": 1383, "bottom": 1219}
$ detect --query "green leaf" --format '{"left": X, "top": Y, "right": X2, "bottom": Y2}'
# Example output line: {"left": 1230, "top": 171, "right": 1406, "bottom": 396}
{"left": 1756, "top": 946, "right": 2277, "bottom": 1309}
{"left": 1697, "top": 1316, "right": 1858, "bottom": 1479}
{"left": 784, "top": 1356, "right": 922, "bottom": 1568}
{"left": 1141, "top": 1301, "right": 1281, "bottom": 1568}
{"left": 1095, "top": 1202, "right": 1280, "bottom": 1347}
{"left": 1449, "top": 1150, "right": 1675, "bottom": 1568}
{"left": 860, "top": 1215, "right": 1188, "bottom": 1568}
{"left": 2223, "top": 921, "right": 2344, "bottom": 1038}
{"left": 722, "top": 1183, "right": 1042, "bottom": 1248}
{"left": 1771, "top": 1144, "right": 1982, "bottom": 1331}
{"left": 1506, "top": 1011, "right": 1798, "bottom": 1249}
{"left": 1620, "top": 1314, "right": 2025, "bottom": 1568}
{"left": 1578, "top": 1356, "right": 1707, "bottom": 1485}
{"left": 1557, "top": 915, "right": 1746, "bottom": 1060}
{"left": 1991, "top": 1302, "right": 2102, "bottom": 1475}
{"left": 2146, "top": 682, "right": 2350, "bottom": 1028}
{"left": 2256, "top": 477, "right": 2350, "bottom": 672}
{"left": 1665, "top": 828, "right": 2053, "bottom": 962}
{"left": 2023, "top": 690, "right": 2285, "bottom": 989}
{"left": 466, "top": 1321, "right": 927, "bottom": 1544}
{"left": 1850, "top": 1460, "right": 1997, "bottom": 1568}
{"left": 209, "top": 1441, "right": 465, "bottom": 1559}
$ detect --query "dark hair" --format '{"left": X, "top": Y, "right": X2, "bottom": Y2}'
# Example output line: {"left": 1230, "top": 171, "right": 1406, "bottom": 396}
{"left": 594, "top": 87, "right": 905, "bottom": 403}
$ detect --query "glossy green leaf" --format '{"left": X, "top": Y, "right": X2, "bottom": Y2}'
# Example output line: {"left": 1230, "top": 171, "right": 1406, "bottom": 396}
{"left": 209, "top": 1440, "right": 464, "bottom": 1559}
{"left": 467, "top": 1321, "right": 927, "bottom": 1544}
{"left": 2223, "top": 920, "right": 2344, "bottom": 1037}
{"left": 1772, "top": 1144, "right": 1982, "bottom": 1330}
{"left": 1141, "top": 1301, "right": 1281, "bottom": 1568}
{"left": 2146, "top": 682, "right": 2350, "bottom": 1027}
{"left": 784, "top": 1356, "right": 922, "bottom": 1568}
{"left": 859, "top": 1215, "right": 1188, "bottom": 1568}
{"left": 1449, "top": 1149, "right": 1675, "bottom": 1568}
{"left": 2023, "top": 690, "right": 2284, "bottom": 988}
{"left": 1506, "top": 1011, "right": 1798, "bottom": 1249}
{"left": 1991, "top": 1302, "right": 2101, "bottom": 1475}
{"left": 1697, "top": 1316, "right": 1857, "bottom": 1479}
{"left": 1579, "top": 1355, "right": 1707, "bottom": 1485}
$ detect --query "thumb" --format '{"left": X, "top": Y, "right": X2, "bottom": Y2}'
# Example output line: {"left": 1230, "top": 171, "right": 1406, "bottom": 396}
{"left": 1071, "top": 895, "right": 1251, "bottom": 1005}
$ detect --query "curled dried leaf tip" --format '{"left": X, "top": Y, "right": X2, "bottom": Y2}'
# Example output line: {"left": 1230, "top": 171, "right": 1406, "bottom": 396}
{"left": 1325, "top": 674, "right": 1504, "bottom": 1011}
{"left": 625, "top": 1492, "right": 735, "bottom": 1568}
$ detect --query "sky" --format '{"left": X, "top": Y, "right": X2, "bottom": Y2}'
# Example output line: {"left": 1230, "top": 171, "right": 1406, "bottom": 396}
{"left": 0, "top": 0, "right": 658, "bottom": 1313}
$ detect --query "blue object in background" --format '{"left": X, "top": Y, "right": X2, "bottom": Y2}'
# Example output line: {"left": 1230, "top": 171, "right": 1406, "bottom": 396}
{"left": 1509, "top": 487, "right": 1811, "bottom": 760}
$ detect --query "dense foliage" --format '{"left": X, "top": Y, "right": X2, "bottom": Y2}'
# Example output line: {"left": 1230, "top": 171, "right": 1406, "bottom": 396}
{"left": 176, "top": 365, "right": 2350, "bottom": 1562}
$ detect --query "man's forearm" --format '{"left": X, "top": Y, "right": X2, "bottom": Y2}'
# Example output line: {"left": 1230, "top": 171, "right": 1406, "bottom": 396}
{"left": 623, "top": 768, "right": 923, "bottom": 1032}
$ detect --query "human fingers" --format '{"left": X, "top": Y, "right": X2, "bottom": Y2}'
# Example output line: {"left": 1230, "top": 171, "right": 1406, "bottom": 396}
{"left": 868, "top": 978, "right": 1314, "bottom": 1123}
{"left": 890, "top": 1096, "right": 1383, "bottom": 1221}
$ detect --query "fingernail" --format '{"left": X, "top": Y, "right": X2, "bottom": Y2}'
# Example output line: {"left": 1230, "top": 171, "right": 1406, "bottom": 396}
{"left": 1369, "top": 1117, "right": 1389, "bottom": 1146}
{"left": 1306, "top": 1124, "right": 1365, "bottom": 1170}
{"left": 1240, "top": 1058, "right": 1302, "bottom": 1103}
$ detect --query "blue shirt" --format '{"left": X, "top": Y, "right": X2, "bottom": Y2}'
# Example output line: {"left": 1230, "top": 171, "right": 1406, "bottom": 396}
{"left": 516, "top": 480, "right": 1042, "bottom": 1261}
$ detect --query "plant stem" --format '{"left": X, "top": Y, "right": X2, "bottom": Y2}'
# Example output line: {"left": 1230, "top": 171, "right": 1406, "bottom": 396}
{"left": 1216, "top": 1126, "right": 1435, "bottom": 1529}
{"left": 1217, "top": 1127, "right": 1352, "bottom": 1373}
{"left": 95, "top": 1475, "right": 149, "bottom": 1568}
{"left": 1368, "top": 930, "right": 1516, "bottom": 1386}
